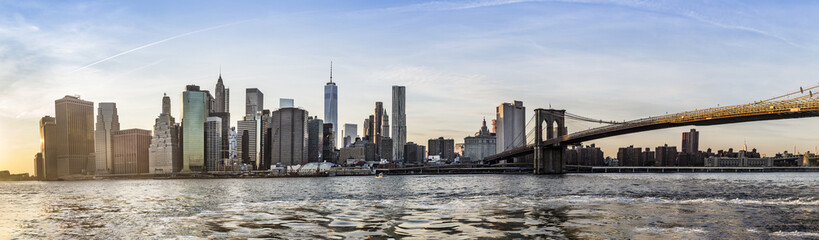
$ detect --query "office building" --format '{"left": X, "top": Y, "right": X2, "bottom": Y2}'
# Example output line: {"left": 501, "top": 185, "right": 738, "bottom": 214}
{"left": 259, "top": 110, "right": 273, "bottom": 170}
{"left": 34, "top": 153, "right": 44, "bottom": 180}
{"left": 322, "top": 123, "right": 336, "bottom": 163}
{"left": 228, "top": 127, "right": 237, "bottom": 160}
{"left": 463, "top": 118, "right": 496, "bottom": 162}
{"left": 148, "top": 94, "right": 180, "bottom": 174}
{"left": 363, "top": 117, "right": 372, "bottom": 141}
{"left": 94, "top": 102, "right": 120, "bottom": 174}
{"left": 343, "top": 123, "right": 357, "bottom": 148}
{"left": 39, "top": 116, "right": 58, "bottom": 180}
{"left": 382, "top": 111, "right": 389, "bottom": 138}
{"left": 280, "top": 98, "right": 295, "bottom": 108}
{"left": 391, "top": 86, "right": 406, "bottom": 162}
{"left": 205, "top": 117, "right": 223, "bottom": 171}
{"left": 209, "top": 112, "right": 230, "bottom": 159}
{"left": 111, "top": 129, "right": 151, "bottom": 174}
{"left": 496, "top": 101, "right": 525, "bottom": 154}
{"left": 379, "top": 137, "right": 393, "bottom": 161}
{"left": 374, "top": 102, "right": 384, "bottom": 152}
{"left": 682, "top": 129, "right": 699, "bottom": 154}
{"left": 215, "top": 74, "right": 229, "bottom": 113}
{"left": 182, "top": 85, "right": 210, "bottom": 172}
{"left": 246, "top": 88, "right": 264, "bottom": 116}
{"left": 237, "top": 116, "right": 260, "bottom": 168}
{"left": 55, "top": 95, "right": 95, "bottom": 177}
{"left": 307, "top": 116, "right": 324, "bottom": 162}
{"left": 428, "top": 137, "right": 455, "bottom": 161}
{"left": 324, "top": 63, "right": 338, "bottom": 149}
{"left": 270, "top": 107, "right": 309, "bottom": 166}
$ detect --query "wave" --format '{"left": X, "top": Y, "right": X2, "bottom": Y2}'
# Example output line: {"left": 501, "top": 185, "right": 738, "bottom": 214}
{"left": 540, "top": 195, "right": 819, "bottom": 206}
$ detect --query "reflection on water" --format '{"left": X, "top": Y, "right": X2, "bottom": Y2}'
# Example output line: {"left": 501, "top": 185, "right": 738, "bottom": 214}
{"left": 1, "top": 173, "right": 818, "bottom": 239}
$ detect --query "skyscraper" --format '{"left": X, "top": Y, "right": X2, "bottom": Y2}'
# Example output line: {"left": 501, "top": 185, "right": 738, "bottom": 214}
{"left": 379, "top": 137, "right": 393, "bottom": 161}
{"left": 148, "top": 94, "right": 179, "bottom": 174}
{"left": 94, "top": 102, "right": 120, "bottom": 174}
{"left": 374, "top": 102, "right": 384, "bottom": 153}
{"left": 323, "top": 123, "right": 336, "bottom": 163}
{"left": 343, "top": 123, "right": 357, "bottom": 147}
{"left": 324, "top": 62, "right": 338, "bottom": 149}
{"left": 237, "top": 117, "right": 259, "bottom": 168}
{"left": 55, "top": 95, "right": 95, "bottom": 177}
{"left": 228, "top": 127, "right": 237, "bottom": 160}
{"left": 215, "top": 74, "right": 228, "bottom": 113}
{"left": 363, "top": 118, "right": 371, "bottom": 141}
{"left": 496, "top": 101, "right": 526, "bottom": 154}
{"left": 34, "top": 153, "right": 44, "bottom": 180}
{"left": 39, "top": 116, "right": 57, "bottom": 180}
{"left": 205, "top": 116, "right": 223, "bottom": 171}
{"left": 212, "top": 75, "right": 231, "bottom": 162}
{"left": 209, "top": 112, "right": 230, "bottom": 160}
{"left": 391, "top": 86, "right": 406, "bottom": 163}
{"left": 182, "top": 85, "right": 209, "bottom": 172}
{"left": 111, "top": 129, "right": 151, "bottom": 174}
{"left": 259, "top": 110, "right": 271, "bottom": 170}
{"left": 682, "top": 129, "right": 699, "bottom": 154}
{"left": 307, "top": 116, "right": 324, "bottom": 162}
{"left": 382, "top": 111, "right": 389, "bottom": 139}
{"left": 246, "top": 88, "right": 264, "bottom": 116}
{"left": 270, "top": 107, "right": 309, "bottom": 166}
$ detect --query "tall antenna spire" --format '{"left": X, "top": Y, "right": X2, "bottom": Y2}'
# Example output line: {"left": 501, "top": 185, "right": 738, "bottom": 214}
{"left": 330, "top": 61, "right": 333, "bottom": 83}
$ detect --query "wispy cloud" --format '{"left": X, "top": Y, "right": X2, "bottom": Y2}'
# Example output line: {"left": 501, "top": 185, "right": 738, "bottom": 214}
{"left": 388, "top": 0, "right": 803, "bottom": 49}
{"left": 69, "top": 20, "right": 250, "bottom": 73}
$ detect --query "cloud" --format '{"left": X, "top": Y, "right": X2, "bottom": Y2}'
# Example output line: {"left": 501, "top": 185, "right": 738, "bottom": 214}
{"left": 70, "top": 20, "right": 250, "bottom": 73}
{"left": 387, "top": 0, "right": 804, "bottom": 49}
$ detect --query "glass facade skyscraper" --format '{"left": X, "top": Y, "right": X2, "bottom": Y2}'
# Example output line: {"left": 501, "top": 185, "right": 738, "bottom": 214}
{"left": 324, "top": 63, "right": 338, "bottom": 149}
{"left": 245, "top": 88, "right": 263, "bottom": 117}
{"left": 205, "top": 116, "right": 223, "bottom": 171}
{"left": 182, "top": 85, "right": 208, "bottom": 172}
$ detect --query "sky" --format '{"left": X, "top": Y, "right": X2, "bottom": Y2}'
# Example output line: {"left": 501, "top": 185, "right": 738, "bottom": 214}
{"left": 3, "top": 0, "right": 819, "bottom": 174}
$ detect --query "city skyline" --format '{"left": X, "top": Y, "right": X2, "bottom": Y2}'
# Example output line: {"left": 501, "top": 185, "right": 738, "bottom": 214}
{"left": 5, "top": 1, "right": 819, "bottom": 174}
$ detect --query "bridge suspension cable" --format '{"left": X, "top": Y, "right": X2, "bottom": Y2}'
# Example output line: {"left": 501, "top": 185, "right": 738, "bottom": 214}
{"left": 503, "top": 114, "right": 536, "bottom": 151}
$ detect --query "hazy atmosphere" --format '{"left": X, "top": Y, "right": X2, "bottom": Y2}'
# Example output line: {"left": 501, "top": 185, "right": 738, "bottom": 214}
{"left": 3, "top": 0, "right": 819, "bottom": 174}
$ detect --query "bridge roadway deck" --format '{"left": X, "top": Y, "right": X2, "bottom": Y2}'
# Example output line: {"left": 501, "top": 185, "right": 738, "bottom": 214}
{"left": 485, "top": 97, "right": 819, "bottom": 163}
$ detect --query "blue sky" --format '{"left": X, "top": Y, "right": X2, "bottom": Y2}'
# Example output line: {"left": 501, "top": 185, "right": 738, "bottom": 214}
{"left": 3, "top": 0, "right": 819, "bottom": 173}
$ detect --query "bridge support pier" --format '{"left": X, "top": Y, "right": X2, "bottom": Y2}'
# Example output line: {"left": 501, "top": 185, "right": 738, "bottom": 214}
{"left": 534, "top": 109, "right": 567, "bottom": 174}
{"left": 534, "top": 146, "right": 565, "bottom": 174}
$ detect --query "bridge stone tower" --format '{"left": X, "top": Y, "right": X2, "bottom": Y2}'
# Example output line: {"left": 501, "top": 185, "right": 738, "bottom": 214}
{"left": 534, "top": 109, "right": 567, "bottom": 174}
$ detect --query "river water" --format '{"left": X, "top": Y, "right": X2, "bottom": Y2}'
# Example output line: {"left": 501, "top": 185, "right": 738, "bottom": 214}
{"left": 1, "top": 173, "right": 818, "bottom": 239}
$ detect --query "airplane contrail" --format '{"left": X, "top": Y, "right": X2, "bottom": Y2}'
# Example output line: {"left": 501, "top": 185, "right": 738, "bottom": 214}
{"left": 70, "top": 20, "right": 248, "bottom": 73}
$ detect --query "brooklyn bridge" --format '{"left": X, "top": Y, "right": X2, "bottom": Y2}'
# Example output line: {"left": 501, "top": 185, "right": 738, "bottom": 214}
{"left": 483, "top": 85, "right": 819, "bottom": 174}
